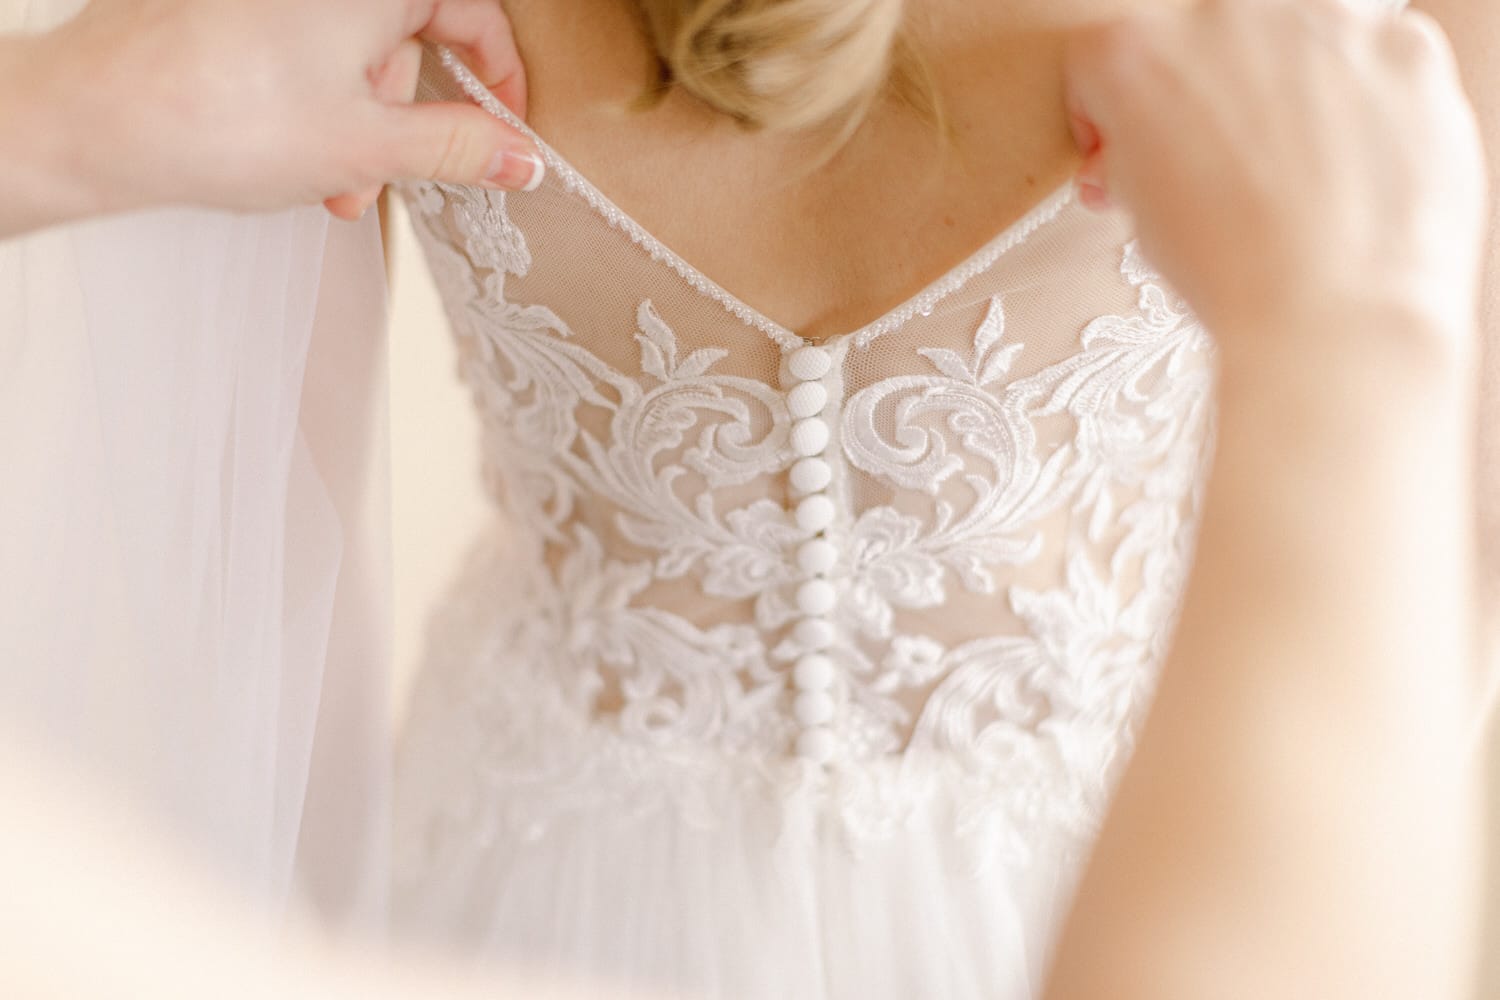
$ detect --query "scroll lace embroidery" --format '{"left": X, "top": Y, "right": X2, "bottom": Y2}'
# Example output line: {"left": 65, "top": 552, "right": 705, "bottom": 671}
{"left": 398, "top": 176, "right": 1217, "bottom": 866}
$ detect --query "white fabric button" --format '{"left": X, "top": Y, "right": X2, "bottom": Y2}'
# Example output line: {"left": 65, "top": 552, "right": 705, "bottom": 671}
{"left": 788, "top": 345, "right": 832, "bottom": 382}
{"left": 794, "top": 617, "right": 835, "bottom": 650}
{"left": 795, "top": 494, "right": 835, "bottom": 534}
{"left": 796, "top": 726, "right": 836, "bottom": 763}
{"left": 793, "top": 654, "right": 835, "bottom": 692}
{"left": 796, "top": 579, "right": 837, "bottom": 616}
{"left": 794, "top": 691, "right": 836, "bottom": 727}
{"left": 787, "top": 381, "right": 828, "bottom": 419}
{"left": 789, "top": 457, "right": 832, "bottom": 494}
{"left": 789, "top": 418, "right": 829, "bottom": 458}
{"left": 797, "top": 538, "right": 837, "bottom": 577}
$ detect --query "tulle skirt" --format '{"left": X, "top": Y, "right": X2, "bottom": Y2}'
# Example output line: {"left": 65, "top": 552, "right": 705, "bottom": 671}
{"left": 391, "top": 535, "right": 1100, "bottom": 1000}
{"left": 393, "top": 773, "right": 1088, "bottom": 1000}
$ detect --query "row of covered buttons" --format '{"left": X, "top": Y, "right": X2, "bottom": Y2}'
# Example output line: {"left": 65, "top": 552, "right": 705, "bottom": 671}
{"left": 786, "top": 344, "right": 839, "bottom": 764}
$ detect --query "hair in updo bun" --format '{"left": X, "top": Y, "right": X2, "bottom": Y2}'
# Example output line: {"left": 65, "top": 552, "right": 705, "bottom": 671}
{"left": 636, "top": 0, "right": 930, "bottom": 133}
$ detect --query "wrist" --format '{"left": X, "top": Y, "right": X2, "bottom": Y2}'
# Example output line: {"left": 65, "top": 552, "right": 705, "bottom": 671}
{"left": 1219, "top": 277, "right": 1478, "bottom": 387}
{"left": 1213, "top": 295, "right": 1476, "bottom": 461}
{"left": 0, "top": 22, "right": 160, "bottom": 237}
{"left": 1209, "top": 298, "right": 1475, "bottom": 541}
{"left": 1194, "top": 304, "right": 1477, "bottom": 706}
{"left": 0, "top": 35, "right": 81, "bottom": 234}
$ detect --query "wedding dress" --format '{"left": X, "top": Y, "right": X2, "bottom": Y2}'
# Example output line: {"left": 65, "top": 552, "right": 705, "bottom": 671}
{"left": 394, "top": 1, "right": 1413, "bottom": 986}
{"left": 390, "top": 44, "right": 1224, "bottom": 999}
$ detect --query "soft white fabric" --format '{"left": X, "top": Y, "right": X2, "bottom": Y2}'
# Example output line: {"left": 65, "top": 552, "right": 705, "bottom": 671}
{"left": 0, "top": 0, "right": 393, "bottom": 928}
{"left": 391, "top": 51, "right": 1214, "bottom": 999}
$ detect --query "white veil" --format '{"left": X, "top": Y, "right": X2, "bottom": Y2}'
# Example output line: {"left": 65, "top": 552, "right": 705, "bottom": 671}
{"left": 0, "top": 1, "right": 392, "bottom": 930}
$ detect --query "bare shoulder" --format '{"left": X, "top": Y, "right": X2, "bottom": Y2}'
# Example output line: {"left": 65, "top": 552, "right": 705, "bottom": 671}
{"left": 497, "top": 0, "right": 654, "bottom": 120}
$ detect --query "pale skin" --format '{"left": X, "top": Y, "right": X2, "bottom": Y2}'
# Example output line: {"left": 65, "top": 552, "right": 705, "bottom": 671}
{"left": 0, "top": 733, "right": 661, "bottom": 1000}
{"left": 0, "top": 0, "right": 1494, "bottom": 997}
{"left": 0, "top": 0, "right": 544, "bottom": 237}
{"left": 1418, "top": 0, "right": 1500, "bottom": 712}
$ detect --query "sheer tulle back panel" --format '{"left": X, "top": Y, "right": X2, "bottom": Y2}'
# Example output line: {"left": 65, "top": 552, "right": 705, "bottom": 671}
{"left": 404, "top": 53, "right": 1217, "bottom": 769}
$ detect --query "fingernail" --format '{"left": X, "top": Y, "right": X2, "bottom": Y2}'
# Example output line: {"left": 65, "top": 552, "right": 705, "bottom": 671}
{"left": 1067, "top": 109, "right": 1100, "bottom": 157}
{"left": 483, "top": 146, "right": 545, "bottom": 192}
{"left": 1078, "top": 177, "right": 1111, "bottom": 212}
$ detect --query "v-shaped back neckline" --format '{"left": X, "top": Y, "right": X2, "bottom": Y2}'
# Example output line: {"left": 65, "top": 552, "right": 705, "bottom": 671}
{"left": 434, "top": 47, "right": 1078, "bottom": 354}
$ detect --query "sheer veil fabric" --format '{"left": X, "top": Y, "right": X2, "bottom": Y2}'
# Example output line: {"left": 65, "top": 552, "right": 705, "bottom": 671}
{"left": 0, "top": 0, "right": 393, "bottom": 929}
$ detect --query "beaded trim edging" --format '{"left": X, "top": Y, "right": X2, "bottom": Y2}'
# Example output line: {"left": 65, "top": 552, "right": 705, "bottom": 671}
{"left": 436, "top": 46, "right": 1076, "bottom": 354}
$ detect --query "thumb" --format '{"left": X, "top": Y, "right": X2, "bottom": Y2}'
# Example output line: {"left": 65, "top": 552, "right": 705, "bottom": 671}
{"left": 1061, "top": 20, "right": 1161, "bottom": 212}
{"left": 372, "top": 102, "right": 545, "bottom": 191}
{"left": 1062, "top": 17, "right": 1165, "bottom": 142}
{"left": 1063, "top": 82, "right": 1110, "bottom": 210}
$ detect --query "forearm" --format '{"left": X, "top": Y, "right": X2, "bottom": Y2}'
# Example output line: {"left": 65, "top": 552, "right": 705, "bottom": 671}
{"left": 0, "top": 733, "right": 634, "bottom": 1000}
{"left": 0, "top": 30, "right": 112, "bottom": 237}
{"left": 1042, "top": 323, "right": 1486, "bottom": 1000}
{"left": 1414, "top": 0, "right": 1500, "bottom": 740}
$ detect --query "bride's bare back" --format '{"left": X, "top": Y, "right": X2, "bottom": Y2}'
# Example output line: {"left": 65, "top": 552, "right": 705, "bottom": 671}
{"left": 498, "top": 0, "right": 1178, "bottom": 342}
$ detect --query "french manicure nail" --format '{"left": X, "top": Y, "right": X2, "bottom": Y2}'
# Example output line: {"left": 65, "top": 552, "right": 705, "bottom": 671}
{"left": 484, "top": 147, "right": 545, "bottom": 192}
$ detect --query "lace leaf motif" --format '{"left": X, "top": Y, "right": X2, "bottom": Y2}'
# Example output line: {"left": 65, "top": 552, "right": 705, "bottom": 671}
{"left": 401, "top": 180, "right": 1216, "bottom": 852}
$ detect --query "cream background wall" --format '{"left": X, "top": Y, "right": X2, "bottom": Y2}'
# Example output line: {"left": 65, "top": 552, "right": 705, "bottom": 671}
{"left": 389, "top": 201, "right": 488, "bottom": 717}
{"left": 386, "top": 202, "right": 1500, "bottom": 999}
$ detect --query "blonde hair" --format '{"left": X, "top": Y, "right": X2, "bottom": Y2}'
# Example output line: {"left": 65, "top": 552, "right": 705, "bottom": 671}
{"left": 636, "top": 0, "right": 932, "bottom": 134}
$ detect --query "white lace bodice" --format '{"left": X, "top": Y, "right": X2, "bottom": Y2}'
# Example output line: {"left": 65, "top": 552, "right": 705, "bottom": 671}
{"left": 398, "top": 51, "right": 1217, "bottom": 860}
